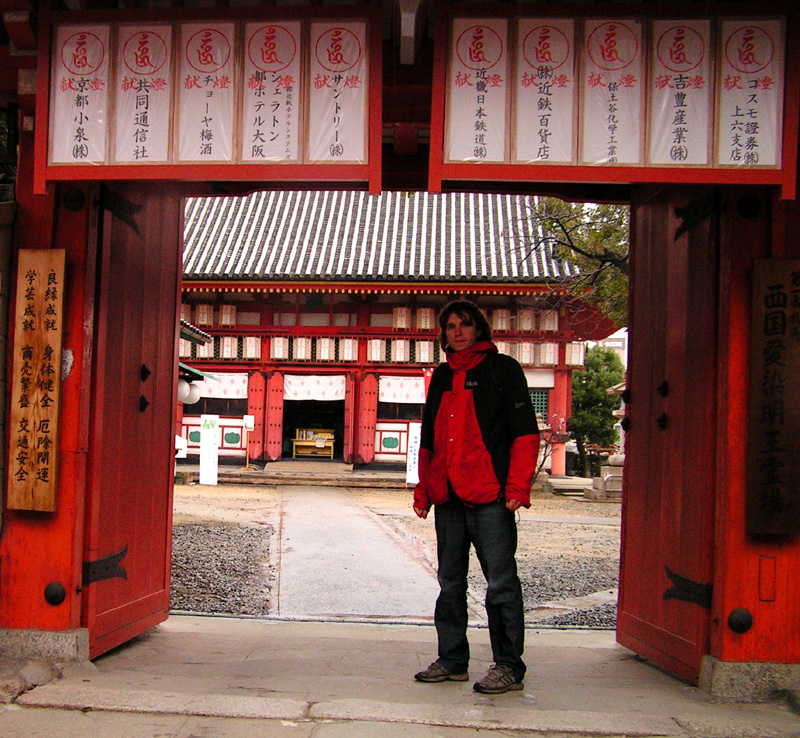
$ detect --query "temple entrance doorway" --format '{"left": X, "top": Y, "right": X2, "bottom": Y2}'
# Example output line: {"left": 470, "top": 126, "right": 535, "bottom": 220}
{"left": 283, "top": 399, "right": 346, "bottom": 461}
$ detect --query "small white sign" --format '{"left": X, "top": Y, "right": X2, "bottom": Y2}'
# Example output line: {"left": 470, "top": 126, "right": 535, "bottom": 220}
{"left": 243, "top": 414, "right": 255, "bottom": 431}
{"left": 406, "top": 422, "right": 422, "bottom": 485}
{"left": 199, "top": 414, "right": 219, "bottom": 485}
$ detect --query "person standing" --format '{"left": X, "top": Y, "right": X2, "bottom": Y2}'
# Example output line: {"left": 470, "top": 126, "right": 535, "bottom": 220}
{"left": 412, "top": 300, "right": 540, "bottom": 694}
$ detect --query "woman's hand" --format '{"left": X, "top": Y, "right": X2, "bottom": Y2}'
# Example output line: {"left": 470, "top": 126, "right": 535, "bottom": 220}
{"left": 506, "top": 499, "right": 522, "bottom": 512}
{"left": 414, "top": 506, "right": 429, "bottom": 519}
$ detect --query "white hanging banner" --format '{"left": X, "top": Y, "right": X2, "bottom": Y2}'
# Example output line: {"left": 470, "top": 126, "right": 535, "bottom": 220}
{"left": 446, "top": 18, "right": 508, "bottom": 163}
{"left": 242, "top": 22, "right": 301, "bottom": 162}
{"left": 49, "top": 25, "right": 110, "bottom": 164}
{"left": 178, "top": 22, "right": 235, "bottom": 163}
{"left": 515, "top": 19, "right": 575, "bottom": 164}
{"left": 581, "top": 19, "right": 644, "bottom": 165}
{"left": 308, "top": 22, "right": 367, "bottom": 163}
{"left": 716, "top": 19, "right": 785, "bottom": 168}
{"left": 649, "top": 20, "right": 712, "bottom": 166}
{"left": 378, "top": 375, "right": 426, "bottom": 404}
{"left": 113, "top": 25, "right": 172, "bottom": 164}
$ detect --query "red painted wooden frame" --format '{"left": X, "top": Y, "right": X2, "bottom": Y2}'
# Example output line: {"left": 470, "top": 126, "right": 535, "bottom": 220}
{"left": 33, "top": 3, "right": 383, "bottom": 195}
{"left": 428, "top": 3, "right": 800, "bottom": 200}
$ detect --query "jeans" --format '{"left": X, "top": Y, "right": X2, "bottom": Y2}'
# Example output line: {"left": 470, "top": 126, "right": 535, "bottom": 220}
{"left": 433, "top": 499, "right": 525, "bottom": 680}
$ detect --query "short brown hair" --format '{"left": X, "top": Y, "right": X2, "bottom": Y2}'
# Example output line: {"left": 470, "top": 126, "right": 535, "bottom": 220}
{"left": 438, "top": 300, "right": 492, "bottom": 350}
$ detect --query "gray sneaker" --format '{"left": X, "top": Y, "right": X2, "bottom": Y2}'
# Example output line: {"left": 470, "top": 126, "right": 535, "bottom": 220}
{"left": 414, "top": 661, "right": 469, "bottom": 682}
{"left": 473, "top": 664, "right": 523, "bottom": 694}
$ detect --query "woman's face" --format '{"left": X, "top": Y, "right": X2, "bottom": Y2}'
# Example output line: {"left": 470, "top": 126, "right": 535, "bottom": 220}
{"left": 445, "top": 312, "right": 479, "bottom": 352}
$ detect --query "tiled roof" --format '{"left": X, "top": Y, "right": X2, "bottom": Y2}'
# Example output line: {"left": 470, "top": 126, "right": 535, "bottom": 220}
{"left": 179, "top": 319, "right": 212, "bottom": 344}
{"left": 183, "top": 191, "right": 576, "bottom": 284}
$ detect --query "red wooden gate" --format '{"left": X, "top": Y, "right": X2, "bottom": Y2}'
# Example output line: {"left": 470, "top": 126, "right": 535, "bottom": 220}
{"left": 617, "top": 185, "right": 718, "bottom": 683}
{"left": 265, "top": 371, "right": 285, "bottom": 460}
{"left": 82, "top": 183, "right": 182, "bottom": 658}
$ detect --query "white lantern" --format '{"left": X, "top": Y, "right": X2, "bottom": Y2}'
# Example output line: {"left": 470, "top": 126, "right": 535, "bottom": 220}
{"left": 177, "top": 378, "right": 190, "bottom": 402}
{"left": 185, "top": 383, "right": 202, "bottom": 405}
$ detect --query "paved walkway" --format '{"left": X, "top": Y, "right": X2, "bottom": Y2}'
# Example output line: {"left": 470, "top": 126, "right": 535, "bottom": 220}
{"left": 275, "top": 485, "right": 441, "bottom": 621}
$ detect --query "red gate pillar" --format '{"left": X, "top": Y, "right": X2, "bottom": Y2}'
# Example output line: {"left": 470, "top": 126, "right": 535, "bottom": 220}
{"left": 0, "top": 178, "right": 95, "bottom": 658}
{"left": 550, "top": 362, "right": 571, "bottom": 476}
{"left": 701, "top": 188, "right": 800, "bottom": 699}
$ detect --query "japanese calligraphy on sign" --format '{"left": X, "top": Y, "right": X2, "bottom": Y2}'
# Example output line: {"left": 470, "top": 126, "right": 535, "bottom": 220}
{"left": 581, "top": 19, "right": 644, "bottom": 165}
{"left": 649, "top": 20, "right": 712, "bottom": 166}
{"left": 242, "top": 22, "right": 301, "bottom": 162}
{"left": 49, "top": 25, "right": 109, "bottom": 164}
{"left": 717, "top": 19, "right": 785, "bottom": 168}
{"left": 515, "top": 19, "right": 575, "bottom": 164}
{"left": 308, "top": 22, "right": 367, "bottom": 163}
{"left": 7, "top": 250, "right": 65, "bottom": 512}
{"left": 446, "top": 18, "right": 508, "bottom": 163}
{"left": 747, "top": 259, "right": 800, "bottom": 535}
{"left": 178, "top": 22, "right": 235, "bottom": 163}
{"left": 114, "top": 25, "right": 172, "bottom": 163}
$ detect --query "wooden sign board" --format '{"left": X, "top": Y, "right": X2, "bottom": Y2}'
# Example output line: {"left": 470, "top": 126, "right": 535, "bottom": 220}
{"left": 7, "top": 250, "right": 66, "bottom": 511}
{"left": 747, "top": 259, "right": 800, "bottom": 535}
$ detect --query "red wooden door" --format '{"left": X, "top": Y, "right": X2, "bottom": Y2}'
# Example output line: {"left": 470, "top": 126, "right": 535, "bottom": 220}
{"left": 356, "top": 373, "right": 378, "bottom": 464}
{"left": 82, "top": 183, "right": 182, "bottom": 658}
{"left": 265, "top": 371, "right": 284, "bottom": 460}
{"left": 247, "top": 371, "right": 266, "bottom": 461}
{"left": 617, "top": 185, "right": 718, "bottom": 683}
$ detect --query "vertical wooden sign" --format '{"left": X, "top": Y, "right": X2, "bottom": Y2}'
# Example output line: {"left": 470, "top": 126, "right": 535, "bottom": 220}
{"left": 7, "top": 250, "right": 66, "bottom": 511}
{"left": 748, "top": 259, "right": 800, "bottom": 535}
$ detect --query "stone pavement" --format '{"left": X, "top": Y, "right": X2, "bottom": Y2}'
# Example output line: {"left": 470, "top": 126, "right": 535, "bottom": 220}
{"left": 275, "top": 485, "right": 441, "bottom": 621}
{"left": 2, "top": 617, "right": 800, "bottom": 738}
{"left": 1, "top": 465, "right": 800, "bottom": 736}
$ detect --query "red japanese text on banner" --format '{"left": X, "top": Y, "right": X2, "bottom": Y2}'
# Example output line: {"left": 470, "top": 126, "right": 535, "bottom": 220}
{"left": 7, "top": 250, "right": 66, "bottom": 512}
{"left": 515, "top": 19, "right": 575, "bottom": 164}
{"left": 446, "top": 18, "right": 508, "bottom": 163}
{"left": 114, "top": 25, "right": 172, "bottom": 164}
{"left": 649, "top": 20, "right": 712, "bottom": 166}
{"left": 581, "top": 19, "right": 644, "bottom": 165}
{"left": 242, "top": 22, "right": 302, "bottom": 162}
{"left": 49, "top": 25, "right": 109, "bottom": 165}
{"left": 308, "top": 22, "right": 367, "bottom": 163}
{"left": 178, "top": 22, "right": 235, "bottom": 163}
{"left": 716, "top": 18, "right": 785, "bottom": 168}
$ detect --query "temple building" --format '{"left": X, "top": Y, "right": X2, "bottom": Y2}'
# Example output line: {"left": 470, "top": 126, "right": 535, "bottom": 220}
{"left": 178, "top": 190, "right": 617, "bottom": 473}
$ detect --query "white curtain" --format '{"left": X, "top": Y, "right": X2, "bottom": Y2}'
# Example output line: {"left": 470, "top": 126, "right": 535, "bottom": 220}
{"left": 378, "top": 375, "right": 426, "bottom": 404}
{"left": 284, "top": 374, "right": 346, "bottom": 401}
{"left": 196, "top": 372, "right": 248, "bottom": 399}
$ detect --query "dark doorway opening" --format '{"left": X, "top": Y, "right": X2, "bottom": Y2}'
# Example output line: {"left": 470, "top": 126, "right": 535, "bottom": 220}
{"left": 283, "top": 399, "right": 346, "bottom": 459}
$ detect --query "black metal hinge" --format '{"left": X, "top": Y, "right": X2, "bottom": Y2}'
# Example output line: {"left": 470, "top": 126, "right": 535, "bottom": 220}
{"left": 83, "top": 546, "right": 129, "bottom": 586}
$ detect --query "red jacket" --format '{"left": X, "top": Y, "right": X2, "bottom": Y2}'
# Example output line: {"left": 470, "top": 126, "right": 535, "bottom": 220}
{"left": 414, "top": 341, "right": 540, "bottom": 510}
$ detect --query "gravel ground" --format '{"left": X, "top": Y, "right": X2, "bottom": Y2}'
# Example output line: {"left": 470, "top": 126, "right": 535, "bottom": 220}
{"left": 171, "top": 523, "right": 273, "bottom": 617}
{"left": 171, "top": 485, "right": 621, "bottom": 628}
